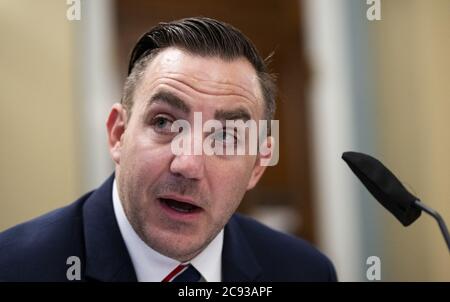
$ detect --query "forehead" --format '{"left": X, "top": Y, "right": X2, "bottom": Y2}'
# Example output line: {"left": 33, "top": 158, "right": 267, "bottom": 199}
{"left": 136, "top": 47, "right": 263, "bottom": 114}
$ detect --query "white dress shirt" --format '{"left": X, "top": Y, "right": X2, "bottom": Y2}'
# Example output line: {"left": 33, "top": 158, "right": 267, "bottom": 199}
{"left": 112, "top": 179, "right": 223, "bottom": 282}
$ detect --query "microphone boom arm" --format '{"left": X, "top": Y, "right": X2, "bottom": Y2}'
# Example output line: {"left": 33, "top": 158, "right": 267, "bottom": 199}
{"left": 414, "top": 200, "right": 450, "bottom": 252}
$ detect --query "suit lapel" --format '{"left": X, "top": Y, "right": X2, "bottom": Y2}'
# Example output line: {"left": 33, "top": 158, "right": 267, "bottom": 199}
{"left": 83, "top": 174, "right": 137, "bottom": 282}
{"left": 222, "top": 215, "right": 263, "bottom": 281}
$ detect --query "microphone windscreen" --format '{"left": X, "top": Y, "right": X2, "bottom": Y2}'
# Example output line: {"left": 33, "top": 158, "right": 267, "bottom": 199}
{"left": 342, "top": 151, "right": 421, "bottom": 226}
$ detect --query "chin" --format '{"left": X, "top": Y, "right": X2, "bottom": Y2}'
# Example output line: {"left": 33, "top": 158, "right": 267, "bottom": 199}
{"left": 142, "top": 228, "right": 206, "bottom": 260}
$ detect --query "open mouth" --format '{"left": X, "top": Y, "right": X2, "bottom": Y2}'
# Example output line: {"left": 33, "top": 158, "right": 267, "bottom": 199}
{"left": 159, "top": 198, "right": 202, "bottom": 214}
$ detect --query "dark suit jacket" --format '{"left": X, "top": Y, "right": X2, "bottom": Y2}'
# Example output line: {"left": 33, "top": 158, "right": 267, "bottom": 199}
{"left": 0, "top": 175, "right": 337, "bottom": 282}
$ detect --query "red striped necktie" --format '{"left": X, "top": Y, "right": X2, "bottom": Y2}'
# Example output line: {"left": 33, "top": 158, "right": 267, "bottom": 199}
{"left": 162, "top": 264, "right": 202, "bottom": 282}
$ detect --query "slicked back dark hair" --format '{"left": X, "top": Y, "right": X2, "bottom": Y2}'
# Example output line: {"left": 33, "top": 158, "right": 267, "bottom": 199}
{"left": 122, "top": 17, "right": 276, "bottom": 121}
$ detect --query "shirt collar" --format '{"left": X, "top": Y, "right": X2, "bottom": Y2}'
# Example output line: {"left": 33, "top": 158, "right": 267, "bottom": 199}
{"left": 112, "top": 178, "right": 223, "bottom": 282}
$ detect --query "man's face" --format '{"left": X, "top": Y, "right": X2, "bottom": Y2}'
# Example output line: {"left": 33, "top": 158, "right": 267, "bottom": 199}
{"left": 107, "top": 47, "right": 268, "bottom": 261}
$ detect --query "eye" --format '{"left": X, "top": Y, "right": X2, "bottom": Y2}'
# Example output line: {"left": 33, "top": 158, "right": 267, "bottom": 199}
{"left": 214, "top": 128, "right": 237, "bottom": 145}
{"left": 151, "top": 115, "right": 174, "bottom": 133}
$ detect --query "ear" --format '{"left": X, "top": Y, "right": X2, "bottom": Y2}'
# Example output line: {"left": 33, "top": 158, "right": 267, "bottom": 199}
{"left": 246, "top": 136, "right": 275, "bottom": 190}
{"left": 106, "top": 103, "right": 127, "bottom": 165}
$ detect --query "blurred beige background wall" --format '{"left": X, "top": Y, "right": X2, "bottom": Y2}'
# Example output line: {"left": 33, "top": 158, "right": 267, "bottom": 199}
{"left": 0, "top": 0, "right": 449, "bottom": 281}
{"left": 0, "top": 0, "right": 80, "bottom": 231}
{"left": 373, "top": 0, "right": 450, "bottom": 280}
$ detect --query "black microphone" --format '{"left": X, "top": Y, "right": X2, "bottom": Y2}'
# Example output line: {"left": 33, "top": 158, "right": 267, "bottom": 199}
{"left": 342, "top": 151, "right": 450, "bottom": 252}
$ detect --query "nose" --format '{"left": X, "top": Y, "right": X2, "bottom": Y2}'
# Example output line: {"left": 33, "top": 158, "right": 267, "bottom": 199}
{"left": 169, "top": 153, "right": 205, "bottom": 180}
{"left": 169, "top": 115, "right": 206, "bottom": 180}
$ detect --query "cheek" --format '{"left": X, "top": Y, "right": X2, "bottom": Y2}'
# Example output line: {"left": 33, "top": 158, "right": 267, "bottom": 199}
{"left": 210, "top": 156, "right": 256, "bottom": 183}
{"left": 120, "top": 132, "right": 174, "bottom": 179}
{"left": 206, "top": 157, "right": 256, "bottom": 207}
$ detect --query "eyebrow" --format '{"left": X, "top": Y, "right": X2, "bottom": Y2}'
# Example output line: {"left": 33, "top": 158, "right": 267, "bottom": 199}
{"left": 148, "top": 89, "right": 252, "bottom": 121}
{"left": 148, "top": 90, "right": 190, "bottom": 114}
{"left": 214, "top": 108, "right": 252, "bottom": 122}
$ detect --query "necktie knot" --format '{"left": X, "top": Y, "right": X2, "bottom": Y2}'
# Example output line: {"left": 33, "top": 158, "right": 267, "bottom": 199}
{"left": 162, "top": 264, "right": 202, "bottom": 282}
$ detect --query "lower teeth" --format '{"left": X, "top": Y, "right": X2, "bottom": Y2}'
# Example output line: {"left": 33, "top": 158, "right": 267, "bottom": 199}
{"left": 169, "top": 205, "right": 191, "bottom": 213}
{"left": 161, "top": 198, "right": 195, "bottom": 213}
